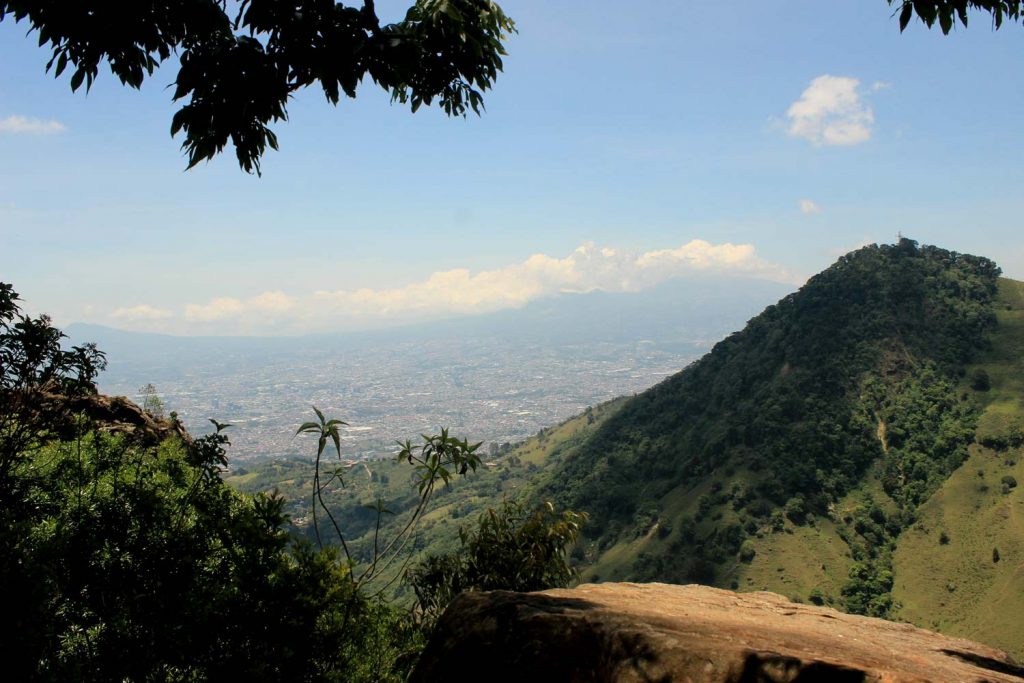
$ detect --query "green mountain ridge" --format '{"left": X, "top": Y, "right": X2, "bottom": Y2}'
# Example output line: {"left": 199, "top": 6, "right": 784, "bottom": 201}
{"left": 233, "top": 240, "right": 1024, "bottom": 657}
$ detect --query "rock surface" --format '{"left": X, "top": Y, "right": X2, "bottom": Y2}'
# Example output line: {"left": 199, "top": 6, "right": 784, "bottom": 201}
{"left": 411, "top": 582, "right": 1024, "bottom": 682}
{"left": 16, "top": 384, "right": 191, "bottom": 445}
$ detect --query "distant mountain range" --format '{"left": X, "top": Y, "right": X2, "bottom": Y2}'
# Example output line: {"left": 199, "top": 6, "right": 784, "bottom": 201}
{"left": 67, "top": 275, "right": 794, "bottom": 357}
{"left": 67, "top": 275, "right": 794, "bottom": 459}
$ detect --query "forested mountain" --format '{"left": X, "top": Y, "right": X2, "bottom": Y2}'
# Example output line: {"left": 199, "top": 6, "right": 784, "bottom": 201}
{"left": 523, "top": 239, "right": 1023, "bottom": 654}
{"left": 233, "top": 239, "right": 1024, "bottom": 657}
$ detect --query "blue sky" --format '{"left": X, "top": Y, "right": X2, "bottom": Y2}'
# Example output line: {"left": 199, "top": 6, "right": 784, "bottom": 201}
{"left": 2, "top": 1, "right": 1023, "bottom": 334}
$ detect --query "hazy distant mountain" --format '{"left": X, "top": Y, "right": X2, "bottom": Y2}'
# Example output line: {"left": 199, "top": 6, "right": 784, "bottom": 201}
{"left": 64, "top": 275, "right": 794, "bottom": 460}
{"left": 67, "top": 275, "right": 794, "bottom": 363}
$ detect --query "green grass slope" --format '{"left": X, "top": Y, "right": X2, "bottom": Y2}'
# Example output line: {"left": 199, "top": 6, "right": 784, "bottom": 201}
{"left": 535, "top": 241, "right": 1000, "bottom": 608}
{"left": 892, "top": 277, "right": 1024, "bottom": 657}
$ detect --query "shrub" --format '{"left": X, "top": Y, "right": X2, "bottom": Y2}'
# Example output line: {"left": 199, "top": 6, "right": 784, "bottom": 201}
{"left": 784, "top": 495, "right": 808, "bottom": 524}
{"left": 738, "top": 540, "right": 757, "bottom": 563}
{"left": 407, "top": 500, "right": 586, "bottom": 623}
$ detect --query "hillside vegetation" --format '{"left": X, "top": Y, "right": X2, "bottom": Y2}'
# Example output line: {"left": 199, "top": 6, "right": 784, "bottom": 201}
{"left": 0, "top": 280, "right": 591, "bottom": 680}
{"left": 227, "top": 397, "right": 626, "bottom": 596}
{"left": 535, "top": 241, "right": 997, "bottom": 597}
{"left": 233, "top": 240, "right": 1024, "bottom": 657}
{"left": 891, "top": 277, "right": 1024, "bottom": 655}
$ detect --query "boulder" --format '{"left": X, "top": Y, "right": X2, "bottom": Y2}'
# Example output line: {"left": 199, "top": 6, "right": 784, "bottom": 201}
{"left": 411, "top": 582, "right": 1024, "bottom": 682}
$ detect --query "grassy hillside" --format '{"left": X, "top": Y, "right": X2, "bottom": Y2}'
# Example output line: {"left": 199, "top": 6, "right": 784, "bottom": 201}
{"left": 229, "top": 243, "right": 1024, "bottom": 657}
{"left": 892, "top": 277, "right": 1024, "bottom": 656}
{"left": 533, "top": 241, "right": 999, "bottom": 611}
{"left": 561, "top": 273, "right": 1024, "bottom": 657}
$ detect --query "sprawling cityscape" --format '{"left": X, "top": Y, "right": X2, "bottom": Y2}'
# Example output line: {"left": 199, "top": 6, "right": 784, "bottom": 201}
{"left": 97, "top": 335, "right": 710, "bottom": 462}
{"left": 80, "top": 279, "right": 789, "bottom": 462}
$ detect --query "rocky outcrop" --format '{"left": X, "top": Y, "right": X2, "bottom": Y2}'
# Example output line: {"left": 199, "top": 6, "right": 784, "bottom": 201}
{"left": 411, "top": 582, "right": 1024, "bottom": 682}
{"left": 11, "top": 384, "right": 190, "bottom": 446}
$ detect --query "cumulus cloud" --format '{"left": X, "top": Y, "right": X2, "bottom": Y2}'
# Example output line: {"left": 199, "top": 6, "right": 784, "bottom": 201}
{"left": 100, "top": 241, "right": 793, "bottom": 334}
{"left": 184, "top": 291, "right": 293, "bottom": 322}
{"left": 110, "top": 304, "right": 172, "bottom": 321}
{"left": 0, "top": 115, "right": 67, "bottom": 135}
{"left": 170, "top": 240, "right": 795, "bottom": 334}
{"left": 786, "top": 75, "right": 874, "bottom": 146}
{"left": 799, "top": 199, "right": 821, "bottom": 215}
{"left": 311, "top": 240, "right": 793, "bottom": 320}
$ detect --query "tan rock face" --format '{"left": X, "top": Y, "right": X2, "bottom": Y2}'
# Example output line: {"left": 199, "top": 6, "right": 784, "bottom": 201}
{"left": 29, "top": 385, "right": 190, "bottom": 445}
{"left": 411, "top": 583, "right": 1024, "bottom": 683}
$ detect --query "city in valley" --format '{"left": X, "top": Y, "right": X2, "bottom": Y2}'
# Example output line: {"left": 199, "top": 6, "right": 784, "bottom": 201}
{"left": 99, "top": 335, "right": 708, "bottom": 462}
{"left": 80, "top": 279, "right": 789, "bottom": 463}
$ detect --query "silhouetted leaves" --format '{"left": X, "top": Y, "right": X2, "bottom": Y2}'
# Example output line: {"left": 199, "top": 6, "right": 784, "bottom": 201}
{"left": 0, "top": 0, "right": 515, "bottom": 174}
{"left": 889, "top": 1, "right": 1022, "bottom": 33}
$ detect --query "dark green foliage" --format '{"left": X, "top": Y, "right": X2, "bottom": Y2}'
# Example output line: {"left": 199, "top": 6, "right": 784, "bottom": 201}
{"left": 784, "top": 495, "right": 808, "bottom": 524}
{"left": 0, "top": 0, "right": 514, "bottom": 173}
{"left": 738, "top": 540, "right": 756, "bottom": 563}
{"left": 0, "top": 283, "right": 106, "bottom": 484}
{"left": 860, "top": 365, "right": 978, "bottom": 507}
{"left": 0, "top": 285, "right": 425, "bottom": 681}
{"left": 834, "top": 499, "right": 903, "bottom": 617}
{"left": 406, "top": 500, "right": 585, "bottom": 622}
{"left": 993, "top": 547, "right": 1001, "bottom": 563}
{"left": 971, "top": 368, "right": 992, "bottom": 391}
{"left": 537, "top": 241, "right": 999, "bottom": 586}
{"left": 889, "top": 1, "right": 1022, "bottom": 34}
{"left": 842, "top": 559, "right": 894, "bottom": 617}
{"left": 3, "top": 431, "right": 401, "bottom": 681}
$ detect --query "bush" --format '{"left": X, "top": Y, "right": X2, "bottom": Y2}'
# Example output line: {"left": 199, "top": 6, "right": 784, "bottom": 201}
{"left": 784, "top": 495, "right": 808, "bottom": 524}
{"left": 3, "top": 428, "right": 398, "bottom": 681}
{"left": 657, "top": 517, "right": 673, "bottom": 538}
{"left": 407, "top": 500, "right": 586, "bottom": 623}
{"left": 738, "top": 540, "right": 757, "bottom": 563}
{"left": 0, "top": 285, "right": 443, "bottom": 682}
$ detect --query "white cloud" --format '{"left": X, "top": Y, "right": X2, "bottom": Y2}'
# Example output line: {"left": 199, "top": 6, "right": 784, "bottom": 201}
{"left": 249, "top": 290, "right": 293, "bottom": 313}
{"left": 184, "top": 291, "right": 293, "bottom": 322}
{"left": 872, "top": 81, "right": 892, "bottom": 92}
{"left": 0, "top": 115, "right": 67, "bottom": 135}
{"left": 184, "top": 297, "right": 245, "bottom": 322}
{"left": 171, "top": 240, "right": 796, "bottom": 334}
{"left": 786, "top": 75, "right": 874, "bottom": 146}
{"left": 799, "top": 199, "right": 821, "bottom": 215}
{"left": 110, "top": 304, "right": 172, "bottom": 321}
